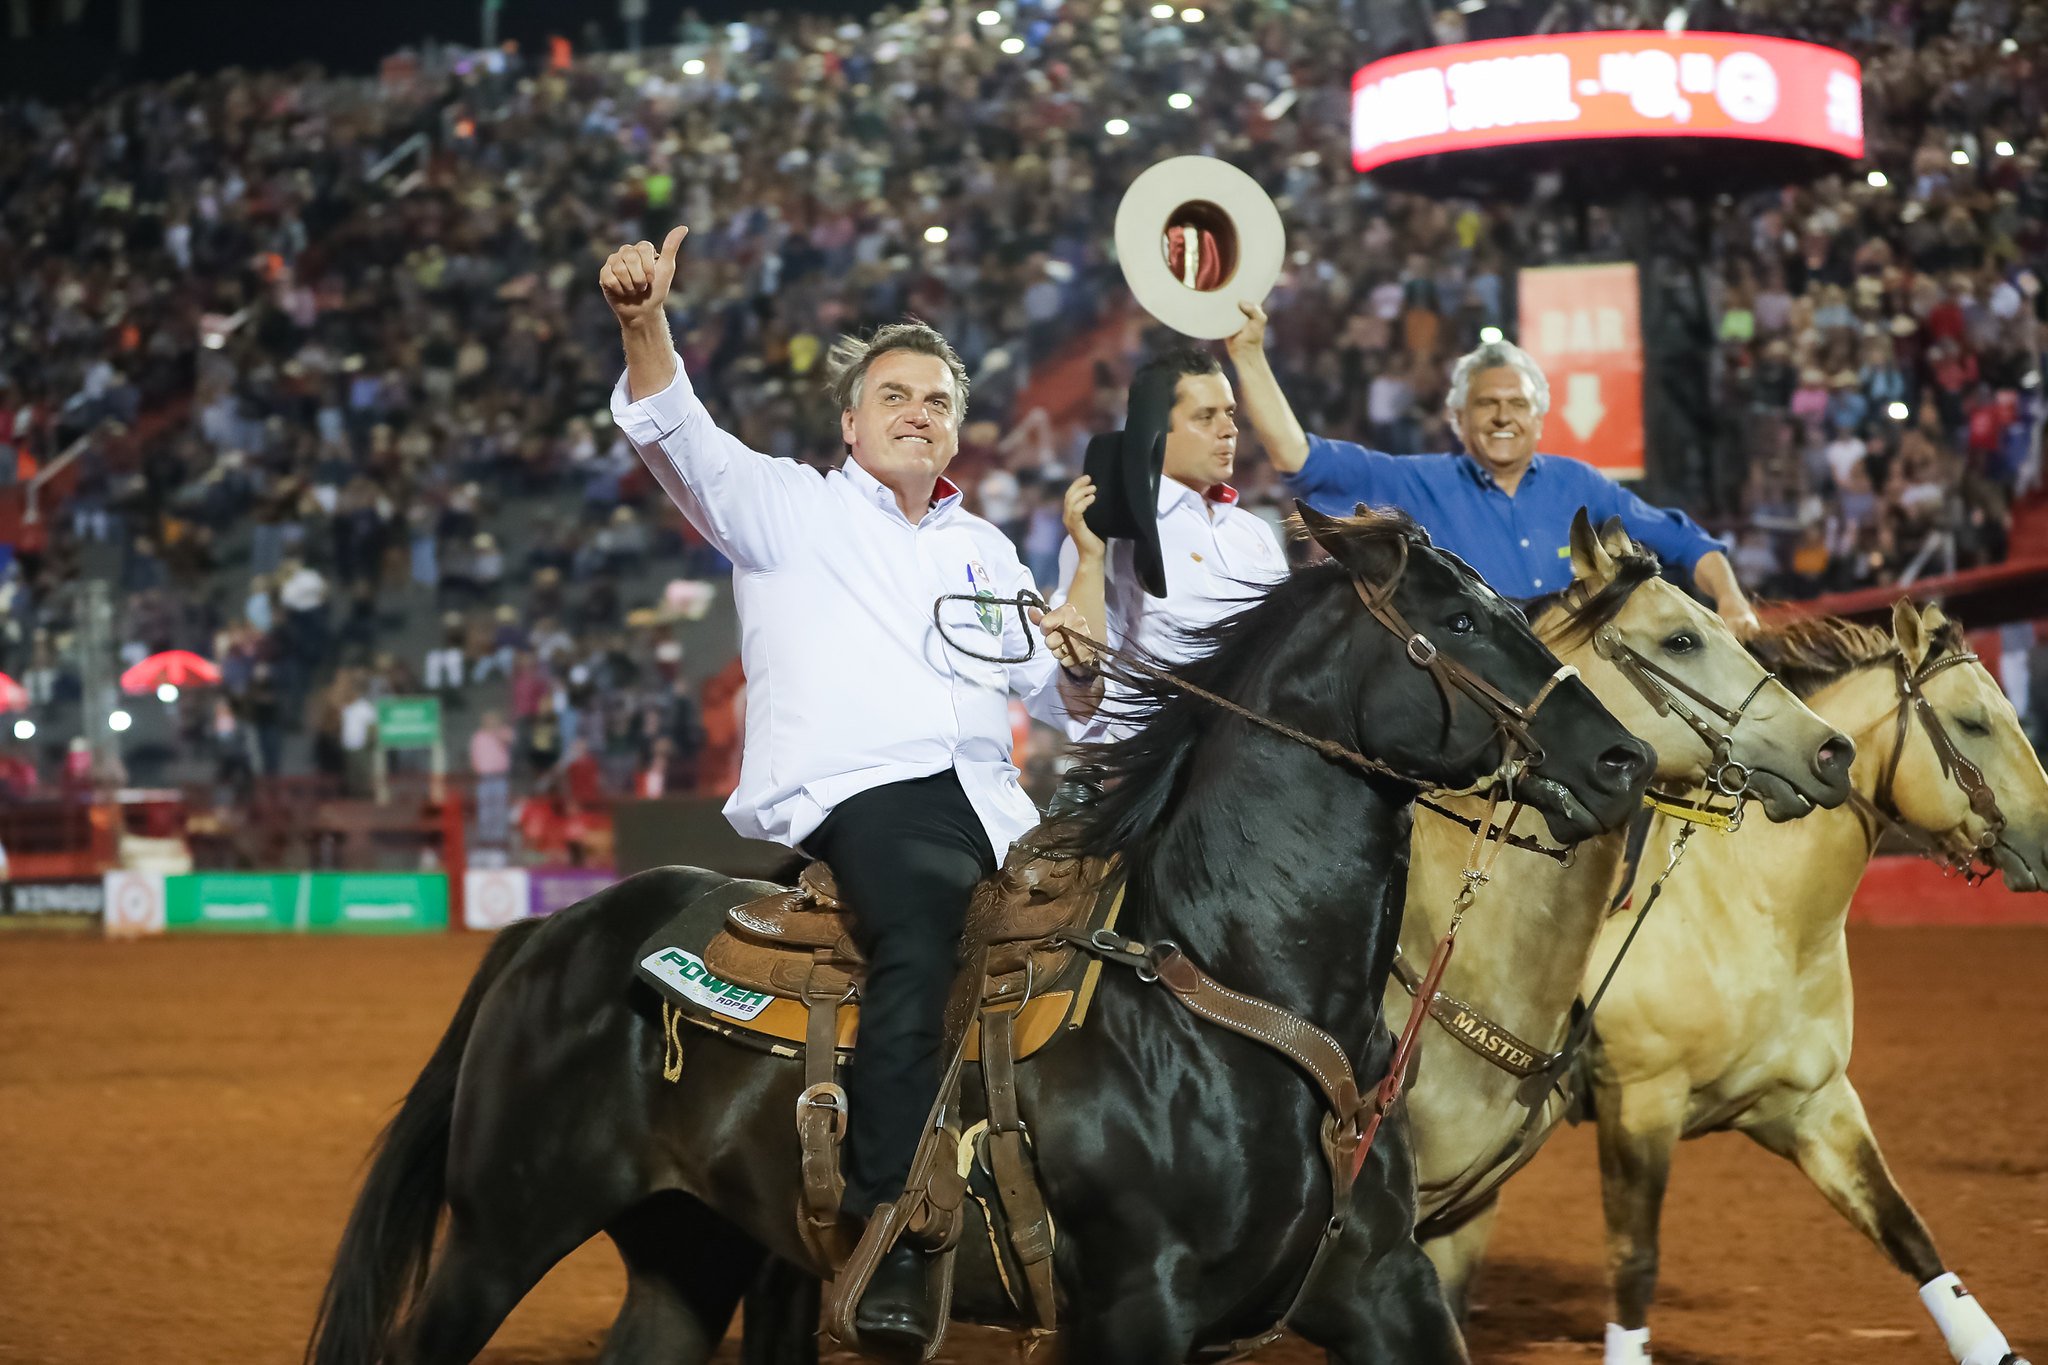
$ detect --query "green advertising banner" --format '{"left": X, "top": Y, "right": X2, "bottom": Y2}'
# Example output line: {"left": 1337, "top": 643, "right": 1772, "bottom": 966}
{"left": 162, "top": 873, "right": 447, "bottom": 934}
{"left": 165, "top": 873, "right": 304, "bottom": 932}
{"left": 308, "top": 873, "right": 448, "bottom": 934}
{"left": 375, "top": 696, "right": 442, "bottom": 749}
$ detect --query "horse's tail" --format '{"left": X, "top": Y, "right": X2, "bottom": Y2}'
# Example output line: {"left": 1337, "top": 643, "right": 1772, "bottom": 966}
{"left": 305, "top": 918, "right": 542, "bottom": 1365}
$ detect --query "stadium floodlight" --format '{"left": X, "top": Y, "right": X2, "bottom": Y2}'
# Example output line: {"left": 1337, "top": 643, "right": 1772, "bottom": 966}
{"left": 157, "top": 683, "right": 179, "bottom": 703}
{"left": 2002, "top": 37, "right": 2019, "bottom": 53}
{"left": 1458, "top": 0, "right": 1488, "bottom": 12}
{"left": 976, "top": 8, "right": 1001, "bottom": 25}
{"left": 109, "top": 710, "right": 132, "bottom": 733}
{"left": 1000, "top": 36, "right": 1024, "bottom": 53}
{"left": 682, "top": 57, "right": 706, "bottom": 75}
{"left": 1479, "top": 326, "right": 1504, "bottom": 344}
{"left": 1105, "top": 117, "right": 1131, "bottom": 136}
{"left": 1150, "top": 2, "right": 1174, "bottom": 14}
{"left": 1887, "top": 401, "right": 1909, "bottom": 420}
{"left": 1180, "top": 6, "right": 1205, "bottom": 20}
{"left": 11, "top": 719, "right": 32, "bottom": 741}
{"left": 1866, "top": 170, "right": 1888, "bottom": 187}
{"left": 1167, "top": 92, "right": 1193, "bottom": 110}
{"left": 1996, "top": 140, "right": 2015, "bottom": 157}
{"left": 1951, "top": 148, "right": 1970, "bottom": 165}
{"left": 924, "top": 225, "right": 949, "bottom": 244}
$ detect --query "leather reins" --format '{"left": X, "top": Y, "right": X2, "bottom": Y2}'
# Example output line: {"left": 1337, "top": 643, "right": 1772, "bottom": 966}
{"left": 935, "top": 533, "right": 1578, "bottom": 794}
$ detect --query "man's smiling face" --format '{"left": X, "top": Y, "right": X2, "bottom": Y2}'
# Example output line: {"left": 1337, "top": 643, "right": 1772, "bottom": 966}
{"left": 842, "top": 349, "right": 961, "bottom": 486}
{"left": 1454, "top": 364, "right": 1543, "bottom": 479}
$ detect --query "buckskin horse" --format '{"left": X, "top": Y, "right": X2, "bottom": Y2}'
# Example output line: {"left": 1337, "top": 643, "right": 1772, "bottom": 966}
{"left": 1577, "top": 600, "right": 2045, "bottom": 1365}
{"left": 1390, "top": 513, "right": 1854, "bottom": 1311}
{"left": 306, "top": 507, "right": 1655, "bottom": 1365}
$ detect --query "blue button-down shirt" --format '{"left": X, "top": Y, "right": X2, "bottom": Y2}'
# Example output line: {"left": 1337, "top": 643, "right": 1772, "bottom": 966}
{"left": 1286, "top": 434, "right": 1726, "bottom": 600}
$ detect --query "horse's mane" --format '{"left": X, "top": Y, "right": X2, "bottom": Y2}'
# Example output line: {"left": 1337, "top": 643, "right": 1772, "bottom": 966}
{"left": 1747, "top": 611, "right": 1965, "bottom": 697}
{"left": 1037, "top": 507, "right": 1427, "bottom": 865}
{"left": 1523, "top": 541, "right": 1663, "bottom": 646}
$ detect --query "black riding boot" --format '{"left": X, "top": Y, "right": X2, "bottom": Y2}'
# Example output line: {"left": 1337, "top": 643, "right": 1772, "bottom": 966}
{"left": 854, "top": 1242, "right": 936, "bottom": 1351}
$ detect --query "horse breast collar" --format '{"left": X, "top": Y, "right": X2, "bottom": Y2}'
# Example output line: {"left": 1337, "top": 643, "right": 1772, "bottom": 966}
{"left": 1854, "top": 647, "right": 2006, "bottom": 881}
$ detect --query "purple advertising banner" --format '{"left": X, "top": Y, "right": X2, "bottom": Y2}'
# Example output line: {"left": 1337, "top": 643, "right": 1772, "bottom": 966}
{"left": 528, "top": 867, "right": 617, "bottom": 919}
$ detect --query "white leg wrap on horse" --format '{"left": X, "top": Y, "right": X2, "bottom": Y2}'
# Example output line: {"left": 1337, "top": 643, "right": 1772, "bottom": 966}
{"left": 1919, "top": 1273, "right": 2012, "bottom": 1365}
{"left": 1604, "top": 1322, "right": 1652, "bottom": 1365}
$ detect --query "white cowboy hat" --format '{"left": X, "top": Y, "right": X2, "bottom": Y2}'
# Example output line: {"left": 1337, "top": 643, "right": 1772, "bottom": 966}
{"left": 1114, "top": 156, "right": 1286, "bottom": 340}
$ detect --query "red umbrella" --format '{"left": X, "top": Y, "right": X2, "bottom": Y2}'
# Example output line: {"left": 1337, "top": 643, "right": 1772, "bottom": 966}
{"left": 0, "top": 671, "right": 26, "bottom": 713}
{"left": 120, "top": 650, "right": 223, "bottom": 694}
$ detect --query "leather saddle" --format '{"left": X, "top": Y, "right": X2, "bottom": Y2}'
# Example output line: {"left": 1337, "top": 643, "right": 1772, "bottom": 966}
{"left": 678, "top": 846, "right": 1121, "bottom": 1353}
{"left": 703, "top": 850, "right": 1115, "bottom": 1024}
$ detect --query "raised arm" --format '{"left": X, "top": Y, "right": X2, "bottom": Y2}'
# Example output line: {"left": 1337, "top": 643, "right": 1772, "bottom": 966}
{"left": 1224, "top": 301, "right": 1310, "bottom": 472}
{"left": 602, "top": 227, "right": 804, "bottom": 570}
{"left": 606, "top": 227, "right": 688, "bottom": 401}
{"left": 1585, "top": 474, "right": 1758, "bottom": 637}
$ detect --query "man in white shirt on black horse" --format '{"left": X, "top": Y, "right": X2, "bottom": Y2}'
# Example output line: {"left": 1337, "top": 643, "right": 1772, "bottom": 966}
{"left": 1057, "top": 346, "right": 1289, "bottom": 742}
{"left": 602, "top": 227, "right": 1106, "bottom": 1350}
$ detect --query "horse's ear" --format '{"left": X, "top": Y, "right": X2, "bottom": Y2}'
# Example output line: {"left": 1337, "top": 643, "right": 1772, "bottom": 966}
{"left": 1568, "top": 507, "right": 1616, "bottom": 587}
{"left": 1296, "top": 500, "right": 1398, "bottom": 581}
{"left": 1295, "top": 500, "right": 1343, "bottom": 552}
{"left": 1597, "top": 515, "right": 1634, "bottom": 559}
{"left": 1892, "top": 596, "right": 1932, "bottom": 669}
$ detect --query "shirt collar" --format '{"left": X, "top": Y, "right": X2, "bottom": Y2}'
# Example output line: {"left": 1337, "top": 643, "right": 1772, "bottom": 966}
{"left": 1157, "top": 475, "right": 1240, "bottom": 517}
{"left": 843, "top": 457, "right": 963, "bottom": 522}
{"left": 1461, "top": 451, "right": 1543, "bottom": 491}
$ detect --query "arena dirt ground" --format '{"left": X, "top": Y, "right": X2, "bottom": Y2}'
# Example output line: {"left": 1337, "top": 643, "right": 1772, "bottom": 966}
{"left": 1, "top": 926, "right": 2041, "bottom": 1365}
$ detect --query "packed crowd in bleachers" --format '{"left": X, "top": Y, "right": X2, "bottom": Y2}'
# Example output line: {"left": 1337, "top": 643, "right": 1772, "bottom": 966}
{"left": 1, "top": 0, "right": 2043, "bottom": 826}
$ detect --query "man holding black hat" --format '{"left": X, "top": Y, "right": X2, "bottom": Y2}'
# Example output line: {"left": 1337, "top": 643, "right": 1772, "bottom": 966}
{"left": 1056, "top": 346, "right": 1289, "bottom": 740}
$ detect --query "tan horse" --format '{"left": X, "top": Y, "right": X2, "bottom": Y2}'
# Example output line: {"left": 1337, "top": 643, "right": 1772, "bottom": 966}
{"left": 1584, "top": 599, "right": 2046, "bottom": 1365}
{"left": 1389, "top": 512, "right": 1853, "bottom": 1314}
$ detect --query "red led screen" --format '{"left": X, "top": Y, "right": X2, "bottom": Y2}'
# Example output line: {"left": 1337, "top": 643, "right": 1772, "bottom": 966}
{"left": 1353, "top": 32, "right": 1864, "bottom": 173}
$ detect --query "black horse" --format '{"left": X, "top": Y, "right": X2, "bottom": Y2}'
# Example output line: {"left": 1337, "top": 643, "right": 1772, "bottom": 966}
{"left": 308, "top": 508, "right": 1653, "bottom": 1365}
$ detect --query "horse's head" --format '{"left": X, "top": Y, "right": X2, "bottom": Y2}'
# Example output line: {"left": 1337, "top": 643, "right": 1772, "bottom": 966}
{"left": 1882, "top": 599, "right": 2048, "bottom": 892}
{"left": 1300, "top": 503, "right": 1651, "bottom": 843}
{"left": 1535, "top": 511, "right": 1853, "bottom": 822}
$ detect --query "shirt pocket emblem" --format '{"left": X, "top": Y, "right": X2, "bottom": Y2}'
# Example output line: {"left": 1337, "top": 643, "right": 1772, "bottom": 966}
{"left": 965, "top": 560, "right": 1003, "bottom": 636}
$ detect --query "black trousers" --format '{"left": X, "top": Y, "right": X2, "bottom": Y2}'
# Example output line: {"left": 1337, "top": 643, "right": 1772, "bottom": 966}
{"left": 804, "top": 769, "right": 997, "bottom": 1219}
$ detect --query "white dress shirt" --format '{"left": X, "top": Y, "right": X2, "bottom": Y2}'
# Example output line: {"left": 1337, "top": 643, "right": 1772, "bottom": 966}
{"left": 1056, "top": 475, "right": 1289, "bottom": 741}
{"left": 612, "top": 356, "right": 1071, "bottom": 860}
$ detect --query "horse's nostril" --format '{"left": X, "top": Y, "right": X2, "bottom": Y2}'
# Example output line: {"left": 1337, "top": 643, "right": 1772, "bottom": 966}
{"left": 1599, "top": 741, "right": 1650, "bottom": 781}
{"left": 1814, "top": 735, "right": 1855, "bottom": 781}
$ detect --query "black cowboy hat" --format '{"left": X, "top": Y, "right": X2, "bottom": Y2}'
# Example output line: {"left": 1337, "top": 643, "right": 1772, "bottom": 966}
{"left": 1082, "top": 365, "right": 1178, "bottom": 598}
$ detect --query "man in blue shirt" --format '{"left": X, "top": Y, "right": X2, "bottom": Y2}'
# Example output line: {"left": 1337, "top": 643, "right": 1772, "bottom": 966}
{"left": 1225, "top": 303, "right": 1760, "bottom": 635}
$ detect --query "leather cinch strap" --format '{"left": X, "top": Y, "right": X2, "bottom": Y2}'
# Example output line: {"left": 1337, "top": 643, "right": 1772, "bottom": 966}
{"left": 979, "top": 1005, "right": 1060, "bottom": 1331}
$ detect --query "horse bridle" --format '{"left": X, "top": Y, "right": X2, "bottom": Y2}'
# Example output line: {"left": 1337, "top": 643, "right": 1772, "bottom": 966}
{"left": 1423, "top": 579, "right": 1782, "bottom": 858}
{"left": 1849, "top": 647, "right": 2006, "bottom": 882}
{"left": 1589, "top": 621, "right": 1777, "bottom": 803}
